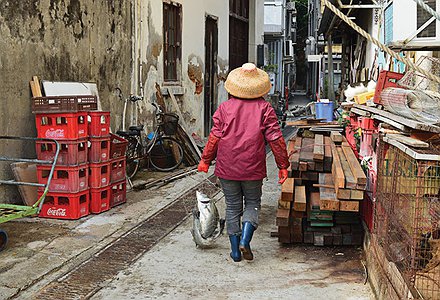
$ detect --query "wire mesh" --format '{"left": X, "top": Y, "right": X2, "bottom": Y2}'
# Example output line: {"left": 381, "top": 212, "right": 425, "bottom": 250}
{"left": 398, "top": 56, "right": 440, "bottom": 94}
{"left": 375, "top": 140, "right": 440, "bottom": 300}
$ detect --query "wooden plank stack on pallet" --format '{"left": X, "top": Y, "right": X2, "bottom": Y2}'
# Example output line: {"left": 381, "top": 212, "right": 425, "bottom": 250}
{"left": 276, "top": 130, "right": 366, "bottom": 246}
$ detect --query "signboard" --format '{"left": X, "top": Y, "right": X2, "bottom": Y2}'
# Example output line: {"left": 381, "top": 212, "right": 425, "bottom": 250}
{"left": 307, "top": 55, "right": 322, "bottom": 62}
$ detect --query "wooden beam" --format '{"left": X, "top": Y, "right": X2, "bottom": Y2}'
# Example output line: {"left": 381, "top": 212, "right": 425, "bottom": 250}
{"left": 281, "top": 178, "right": 294, "bottom": 201}
{"left": 340, "top": 200, "right": 359, "bottom": 212}
{"left": 31, "top": 76, "right": 42, "bottom": 97}
{"left": 278, "top": 198, "right": 292, "bottom": 210}
{"left": 299, "top": 138, "right": 315, "bottom": 162}
{"left": 383, "top": 136, "right": 440, "bottom": 161}
{"left": 350, "top": 189, "right": 364, "bottom": 200}
{"left": 350, "top": 107, "right": 370, "bottom": 117}
{"left": 276, "top": 208, "right": 290, "bottom": 227}
{"left": 313, "top": 134, "right": 324, "bottom": 161}
{"left": 386, "top": 134, "right": 429, "bottom": 148}
{"left": 330, "top": 131, "right": 343, "bottom": 143}
{"left": 337, "top": 147, "right": 357, "bottom": 189}
{"left": 330, "top": 141, "right": 345, "bottom": 189}
{"left": 341, "top": 144, "right": 367, "bottom": 185}
{"left": 324, "top": 136, "right": 332, "bottom": 172}
{"left": 299, "top": 161, "right": 308, "bottom": 171}
{"left": 318, "top": 174, "right": 340, "bottom": 211}
{"left": 372, "top": 115, "right": 409, "bottom": 132}
{"left": 167, "top": 89, "right": 202, "bottom": 158}
{"left": 353, "top": 104, "right": 440, "bottom": 133}
{"left": 155, "top": 82, "right": 168, "bottom": 112}
{"left": 290, "top": 137, "right": 302, "bottom": 170}
{"left": 293, "top": 185, "right": 307, "bottom": 212}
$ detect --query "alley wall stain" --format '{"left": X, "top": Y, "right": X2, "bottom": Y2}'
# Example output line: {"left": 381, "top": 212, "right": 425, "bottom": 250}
{"left": 0, "top": 0, "right": 132, "bottom": 203}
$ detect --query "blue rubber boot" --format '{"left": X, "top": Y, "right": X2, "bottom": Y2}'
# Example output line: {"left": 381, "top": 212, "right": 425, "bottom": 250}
{"left": 229, "top": 234, "right": 242, "bottom": 262}
{"left": 239, "top": 222, "right": 256, "bottom": 260}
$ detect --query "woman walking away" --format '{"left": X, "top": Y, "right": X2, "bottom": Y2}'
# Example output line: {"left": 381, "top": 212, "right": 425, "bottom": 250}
{"left": 198, "top": 63, "right": 289, "bottom": 262}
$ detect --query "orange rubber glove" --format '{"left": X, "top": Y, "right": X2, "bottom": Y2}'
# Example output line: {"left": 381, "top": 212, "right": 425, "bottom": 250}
{"left": 198, "top": 160, "right": 210, "bottom": 173}
{"left": 278, "top": 169, "right": 288, "bottom": 184}
{"left": 198, "top": 133, "right": 220, "bottom": 173}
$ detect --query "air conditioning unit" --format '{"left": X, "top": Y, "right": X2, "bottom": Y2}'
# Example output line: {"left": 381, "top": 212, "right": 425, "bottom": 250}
{"left": 284, "top": 40, "right": 294, "bottom": 57}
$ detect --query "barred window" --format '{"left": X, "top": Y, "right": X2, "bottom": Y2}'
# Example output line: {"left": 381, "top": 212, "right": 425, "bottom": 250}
{"left": 417, "top": 0, "right": 436, "bottom": 38}
{"left": 163, "top": 2, "right": 182, "bottom": 81}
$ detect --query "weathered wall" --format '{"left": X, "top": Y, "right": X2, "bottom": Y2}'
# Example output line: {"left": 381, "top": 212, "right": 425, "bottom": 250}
{"left": 135, "top": 0, "right": 230, "bottom": 138}
{"left": 0, "top": 0, "right": 133, "bottom": 203}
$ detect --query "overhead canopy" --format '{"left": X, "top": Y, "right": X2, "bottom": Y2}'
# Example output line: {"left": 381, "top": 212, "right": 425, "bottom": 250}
{"left": 318, "top": 0, "right": 380, "bottom": 34}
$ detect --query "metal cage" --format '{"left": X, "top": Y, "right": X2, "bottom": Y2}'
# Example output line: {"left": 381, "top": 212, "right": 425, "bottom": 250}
{"left": 375, "top": 138, "right": 440, "bottom": 300}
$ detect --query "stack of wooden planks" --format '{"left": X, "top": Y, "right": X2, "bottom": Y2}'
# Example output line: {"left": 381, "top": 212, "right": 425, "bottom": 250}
{"left": 276, "top": 130, "right": 366, "bottom": 246}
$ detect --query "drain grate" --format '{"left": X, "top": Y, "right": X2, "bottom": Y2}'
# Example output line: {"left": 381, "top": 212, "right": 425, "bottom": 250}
{"left": 32, "top": 177, "right": 220, "bottom": 300}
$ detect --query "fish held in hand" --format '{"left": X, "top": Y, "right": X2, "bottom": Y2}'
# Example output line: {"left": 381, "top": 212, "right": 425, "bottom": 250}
{"left": 191, "top": 191, "right": 225, "bottom": 248}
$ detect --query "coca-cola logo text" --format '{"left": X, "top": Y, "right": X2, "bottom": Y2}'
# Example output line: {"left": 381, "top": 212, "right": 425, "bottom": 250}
{"left": 46, "top": 207, "right": 67, "bottom": 216}
{"left": 45, "top": 129, "right": 65, "bottom": 138}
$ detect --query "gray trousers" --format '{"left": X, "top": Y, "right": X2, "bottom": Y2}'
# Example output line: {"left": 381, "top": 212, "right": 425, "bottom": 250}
{"left": 219, "top": 178, "right": 263, "bottom": 236}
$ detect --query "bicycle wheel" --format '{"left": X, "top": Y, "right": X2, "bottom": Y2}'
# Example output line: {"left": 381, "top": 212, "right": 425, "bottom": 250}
{"left": 149, "top": 137, "right": 184, "bottom": 171}
{"left": 0, "top": 229, "right": 7, "bottom": 252}
{"left": 126, "top": 140, "right": 141, "bottom": 179}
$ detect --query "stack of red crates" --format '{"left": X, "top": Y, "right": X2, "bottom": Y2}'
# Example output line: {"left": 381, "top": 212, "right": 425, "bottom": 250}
{"left": 33, "top": 96, "right": 127, "bottom": 219}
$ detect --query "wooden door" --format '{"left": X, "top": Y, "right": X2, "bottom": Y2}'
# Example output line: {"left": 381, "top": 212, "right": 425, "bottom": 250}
{"left": 204, "top": 16, "right": 218, "bottom": 137}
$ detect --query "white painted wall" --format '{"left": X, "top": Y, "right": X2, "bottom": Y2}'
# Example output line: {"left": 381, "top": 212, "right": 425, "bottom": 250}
{"left": 135, "top": 0, "right": 264, "bottom": 136}
{"left": 249, "top": 0, "right": 266, "bottom": 63}
{"left": 264, "top": 0, "right": 283, "bottom": 25}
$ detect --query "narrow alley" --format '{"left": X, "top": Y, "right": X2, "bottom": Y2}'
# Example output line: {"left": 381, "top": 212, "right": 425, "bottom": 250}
{"left": 0, "top": 141, "right": 372, "bottom": 300}
{"left": 1, "top": 0, "right": 440, "bottom": 299}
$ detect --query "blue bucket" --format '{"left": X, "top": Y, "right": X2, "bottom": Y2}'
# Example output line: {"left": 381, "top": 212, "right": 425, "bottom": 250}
{"left": 315, "top": 102, "right": 334, "bottom": 122}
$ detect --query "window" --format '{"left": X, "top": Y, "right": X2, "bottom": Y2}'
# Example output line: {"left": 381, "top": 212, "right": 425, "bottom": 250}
{"left": 163, "top": 2, "right": 182, "bottom": 82}
{"left": 229, "top": 0, "right": 249, "bottom": 70}
{"left": 230, "top": 0, "right": 249, "bottom": 18}
{"left": 417, "top": 0, "right": 436, "bottom": 38}
{"left": 384, "top": 3, "right": 393, "bottom": 44}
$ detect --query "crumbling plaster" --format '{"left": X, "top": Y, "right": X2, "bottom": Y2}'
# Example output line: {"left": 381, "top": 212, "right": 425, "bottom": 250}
{"left": 137, "top": 0, "right": 229, "bottom": 138}
{"left": 0, "top": 0, "right": 132, "bottom": 203}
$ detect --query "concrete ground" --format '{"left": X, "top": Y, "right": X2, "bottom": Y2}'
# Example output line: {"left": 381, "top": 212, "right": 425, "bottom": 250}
{"left": 0, "top": 133, "right": 374, "bottom": 300}
{"left": 91, "top": 153, "right": 373, "bottom": 300}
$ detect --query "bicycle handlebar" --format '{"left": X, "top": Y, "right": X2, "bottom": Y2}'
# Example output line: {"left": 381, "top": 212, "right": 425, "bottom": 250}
{"left": 151, "top": 102, "right": 164, "bottom": 115}
{"left": 129, "top": 95, "right": 143, "bottom": 102}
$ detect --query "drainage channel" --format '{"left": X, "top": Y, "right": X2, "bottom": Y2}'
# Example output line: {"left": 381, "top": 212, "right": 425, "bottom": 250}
{"left": 30, "top": 176, "right": 220, "bottom": 300}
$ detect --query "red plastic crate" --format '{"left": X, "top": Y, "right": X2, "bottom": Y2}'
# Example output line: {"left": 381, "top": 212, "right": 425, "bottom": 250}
{"left": 90, "top": 186, "right": 111, "bottom": 214}
{"left": 359, "top": 117, "right": 377, "bottom": 131}
{"left": 89, "top": 162, "right": 110, "bottom": 188}
{"left": 110, "top": 157, "right": 126, "bottom": 183}
{"left": 349, "top": 114, "right": 359, "bottom": 129}
{"left": 361, "top": 193, "right": 374, "bottom": 233}
{"left": 373, "top": 70, "right": 404, "bottom": 104}
{"left": 32, "top": 95, "right": 98, "bottom": 113}
{"left": 88, "top": 137, "right": 110, "bottom": 163}
{"left": 38, "top": 190, "right": 90, "bottom": 220}
{"left": 110, "top": 180, "right": 126, "bottom": 208}
{"left": 88, "top": 111, "right": 110, "bottom": 137}
{"left": 35, "top": 112, "right": 88, "bottom": 140}
{"left": 110, "top": 133, "right": 128, "bottom": 159}
{"left": 37, "top": 164, "right": 89, "bottom": 193}
{"left": 359, "top": 130, "right": 374, "bottom": 159}
{"left": 36, "top": 139, "right": 88, "bottom": 166}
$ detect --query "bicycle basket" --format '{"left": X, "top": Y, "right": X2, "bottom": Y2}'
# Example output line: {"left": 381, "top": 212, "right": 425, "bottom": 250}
{"left": 161, "top": 113, "right": 179, "bottom": 135}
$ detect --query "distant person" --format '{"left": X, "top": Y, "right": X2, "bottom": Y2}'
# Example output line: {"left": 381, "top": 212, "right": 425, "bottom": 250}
{"left": 198, "top": 63, "right": 289, "bottom": 262}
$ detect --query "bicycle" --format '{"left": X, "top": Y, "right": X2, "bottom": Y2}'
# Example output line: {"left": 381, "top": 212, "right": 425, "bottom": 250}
{"left": 116, "top": 100, "right": 184, "bottom": 179}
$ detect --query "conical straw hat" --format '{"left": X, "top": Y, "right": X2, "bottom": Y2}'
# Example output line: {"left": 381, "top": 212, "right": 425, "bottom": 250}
{"left": 225, "top": 63, "right": 272, "bottom": 99}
